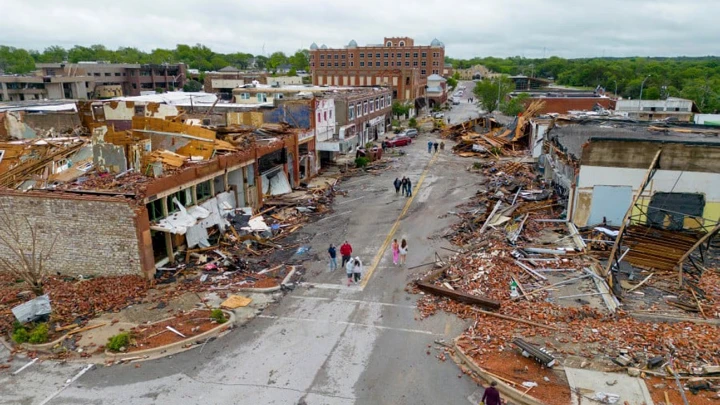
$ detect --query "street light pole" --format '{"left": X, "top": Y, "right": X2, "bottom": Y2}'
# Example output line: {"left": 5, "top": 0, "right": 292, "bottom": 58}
{"left": 496, "top": 78, "right": 501, "bottom": 112}
{"left": 612, "top": 79, "right": 618, "bottom": 98}
{"left": 639, "top": 74, "right": 651, "bottom": 109}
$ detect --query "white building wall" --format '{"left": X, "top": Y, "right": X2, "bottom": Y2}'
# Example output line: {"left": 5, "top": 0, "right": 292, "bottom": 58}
{"left": 314, "top": 98, "right": 336, "bottom": 142}
{"left": 577, "top": 166, "right": 720, "bottom": 200}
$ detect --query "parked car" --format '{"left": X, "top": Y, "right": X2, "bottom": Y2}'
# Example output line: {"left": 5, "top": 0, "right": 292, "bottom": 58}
{"left": 452, "top": 97, "right": 461, "bottom": 105}
{"left": 384, "top": 136, "right": 412, "bottom": 147}
{"left": 400, "top": 129, "right": 419, "bottom": 138}
{"left": 433, "top": 112, "right": 445, "bottom": 119}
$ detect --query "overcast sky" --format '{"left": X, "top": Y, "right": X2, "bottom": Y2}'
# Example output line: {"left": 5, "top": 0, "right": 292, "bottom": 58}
{"left": 1, "top": 0, "right": 718, "bottom": 59}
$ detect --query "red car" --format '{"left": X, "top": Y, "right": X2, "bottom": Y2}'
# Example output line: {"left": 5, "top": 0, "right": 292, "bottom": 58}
{"left": 384, "top": 136, "right": 412, "bottom": 147}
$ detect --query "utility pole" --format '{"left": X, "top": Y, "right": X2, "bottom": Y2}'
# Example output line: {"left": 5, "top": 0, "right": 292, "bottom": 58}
{"left": 639, "top": 75, "right": 651, "bottom": 109}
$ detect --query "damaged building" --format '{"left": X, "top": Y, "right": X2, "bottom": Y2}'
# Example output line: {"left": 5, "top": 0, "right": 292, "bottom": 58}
{"left": 0, "top": 107, "right": 307, "bottom": 279}
{"left": 541, "top": 119, "right": 720, "bottom": 231}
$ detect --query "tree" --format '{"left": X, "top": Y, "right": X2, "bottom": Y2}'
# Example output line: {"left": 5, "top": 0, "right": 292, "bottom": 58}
{"left": 0, "top": 46, "right": 36, "bottom": 74}
{"left": 288, "top": 68, "right": 297, "bottom": 77}
{"left": 0, "top": 204, "right": 58, "bottom": 296}
{"left": 267, "top": 52, "right": 288, "bottom": 72}
{"left": 392, "top": 102, "right": 411, "bottom": 118}
{"left": 289, "top": 50, "right": 309, "bottom": 71}
{"left": 446, "top": 76, "right": 458, "bottom": 90}
{"left": 37, "top": 46, "right": 67, "bottom": 63}
{"left": 183, "top": 80, "right": 203, "bottom": 92}
{"left": 501, "top": 92, "right": 530, "bottom": 116}
{"left": 474, "top": 76, "right": 514, "bottom": 112}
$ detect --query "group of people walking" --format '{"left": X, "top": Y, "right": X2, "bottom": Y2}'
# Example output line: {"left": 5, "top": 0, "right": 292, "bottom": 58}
{"left": 393, "top": 177, "right": 413, "bottom": 197}
{"left": 327, "top": 238, "right": 411, "bottom": 286}
{"left": 427, "top": 140, "right": 444, "bottom": 153}
{"left": 328, "top": 241, "right": 364, "bottom": 286}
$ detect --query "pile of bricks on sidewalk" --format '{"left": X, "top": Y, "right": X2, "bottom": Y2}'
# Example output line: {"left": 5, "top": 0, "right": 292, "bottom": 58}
{"left": 409, "top": 160, "right": 720, "bottom": 396}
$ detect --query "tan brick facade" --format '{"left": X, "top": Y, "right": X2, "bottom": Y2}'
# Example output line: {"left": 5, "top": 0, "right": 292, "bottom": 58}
{"left": 0, "top": 193, "right": 147, "bottom": 278}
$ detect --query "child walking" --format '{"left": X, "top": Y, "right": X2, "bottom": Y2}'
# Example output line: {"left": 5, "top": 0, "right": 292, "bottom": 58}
{"left": 391, "top": 239, "right": 400, "bottom": 266}
{"left": 399, "top": 239, "right": 408, "bottom": 265}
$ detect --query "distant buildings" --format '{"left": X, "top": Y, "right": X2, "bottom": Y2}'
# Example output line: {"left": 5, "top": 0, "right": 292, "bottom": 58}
{"left": 308, "top": 36, "right": 446, "bottom": 110}
{"left": 615, "top": 97, "right": 698, "bottom": 122}
{"left": 40, "top": 62, "right": 187, "bottom": 98}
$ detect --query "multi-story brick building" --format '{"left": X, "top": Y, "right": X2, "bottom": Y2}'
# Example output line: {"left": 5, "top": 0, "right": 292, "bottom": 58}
{"left": 315, "top": 87, "right": 392, "bottom": 161}
{"left": 308, "top": 37, "right": 445, "bottom": 109}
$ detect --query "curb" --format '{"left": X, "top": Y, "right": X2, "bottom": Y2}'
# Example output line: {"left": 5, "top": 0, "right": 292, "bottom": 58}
{"left": 20, "top": 333, "right": 69, "bottom": 353}
{"left": 452, "top": 338, "right": 546, "bottom": 405}
{"left": 104, "top": 310, "right": 235, "bottom": 362}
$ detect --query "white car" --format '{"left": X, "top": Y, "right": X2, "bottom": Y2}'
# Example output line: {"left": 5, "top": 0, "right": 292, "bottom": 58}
{"left": 433, "top": 112, "right": 445, "bottom": 119}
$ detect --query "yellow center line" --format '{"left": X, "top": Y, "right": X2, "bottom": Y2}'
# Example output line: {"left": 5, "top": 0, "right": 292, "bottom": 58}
{"left": 360, "top": 152, "right": 440, "bottom": 288}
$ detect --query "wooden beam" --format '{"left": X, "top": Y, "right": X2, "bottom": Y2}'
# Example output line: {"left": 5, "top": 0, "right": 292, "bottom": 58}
{"left": 416, "top": 281, "right": 501, "bottom": 310}
{"left": 603, "top": 149, "right": 662, "bottom": 278}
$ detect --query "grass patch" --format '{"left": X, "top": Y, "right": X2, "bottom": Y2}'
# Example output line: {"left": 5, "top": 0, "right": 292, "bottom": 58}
{"left": 107, "top": 332, "right": 130, "bottom": 352}
{"left": 211, "top": 309, "right": 227, "bottom": 324}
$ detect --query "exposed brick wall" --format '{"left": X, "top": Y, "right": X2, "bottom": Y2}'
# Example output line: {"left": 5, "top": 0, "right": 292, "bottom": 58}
{"left": 23, "top": 112, "right": 81, "bottom": 134}
{"left": 0, "top": 193, "right": 144, "bottom": 278}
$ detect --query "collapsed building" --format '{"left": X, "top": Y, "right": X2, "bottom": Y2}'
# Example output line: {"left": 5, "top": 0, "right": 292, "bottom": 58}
{"left": 0, "top": 98, "right": 315, "bottom": 280}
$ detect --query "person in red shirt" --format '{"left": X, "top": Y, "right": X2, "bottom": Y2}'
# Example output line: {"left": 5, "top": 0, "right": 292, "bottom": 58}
{"left": 482, "top": 381, "right": 501, "bottom": 405}
{"left": 339, "top": 241, "right": 353, "bottom": 267}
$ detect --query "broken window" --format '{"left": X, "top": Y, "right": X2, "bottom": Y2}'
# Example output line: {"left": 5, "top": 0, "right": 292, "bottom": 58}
{"left": 196, "top": 181, "right": 212, "bottom": 203}
{"left": 146, "top": 198, "right": 165, "bottom": 222}
{"left": 167, "top": 189, "right": 192, "bottom": 214}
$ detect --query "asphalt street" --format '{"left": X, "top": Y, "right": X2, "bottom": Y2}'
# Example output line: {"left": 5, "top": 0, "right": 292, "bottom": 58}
{"left": 0, "top": 99, "right": 485, "bottom": 405}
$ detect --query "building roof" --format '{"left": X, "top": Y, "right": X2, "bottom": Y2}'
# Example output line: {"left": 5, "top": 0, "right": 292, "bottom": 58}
{"left": 615, "top": 97, "right": 699, "bottom": 112}
{"left": 426, "top": 86, "right": 443, "bottom": 93}
{"left": 112, "top": 92, "right": 217, "bottom": 105}
{"left": 549, "top": 120, "right": 720, "bottom": 160}
{"left": 427, "top": 74, "right": 446, "bottom": 82}
{"left": 218, "top": 66, "right": 241, "bottom": 72}
{"left": 320, "top": 44, "right": 328, "bottom": 49}
{"left": 310, "top": 42, "right": 319, "bottom": 50}
{"left": 348, "top": 39, "right": 358, "bottom": 48}
{"left": 430, "top": 38, "right": 445, "bottom": 47}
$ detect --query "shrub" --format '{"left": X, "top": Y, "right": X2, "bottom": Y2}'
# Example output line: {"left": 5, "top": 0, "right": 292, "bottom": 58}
{"left": 408, "top": 117, "right": 418, "bottom": 128}
{"left": 12, "top": 327, "right": 29, "bottom": 344}
{"left": 28, "top": 324, "right": 48, "bottom": 344}
{"left": 107, "top": 332, "right": 130, "bottom": 352}
{"left": 391, "top": 119, "right": 400, "bottom": 128}
{"left": 355, "top": 157, "right": 370, "bottom": 168}
{"left": 364, "top": 142, "right": 374, "bottom": 149}
{"left": 210, "top": 309, "right": 227, "bottom": 324}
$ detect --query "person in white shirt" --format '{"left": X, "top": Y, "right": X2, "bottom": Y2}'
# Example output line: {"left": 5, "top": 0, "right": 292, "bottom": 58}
{"left": 352, "top": 257, "right": 363, "bottom": 283}
{"left": 346, "top": 258, "right": 355, "bottom": 286}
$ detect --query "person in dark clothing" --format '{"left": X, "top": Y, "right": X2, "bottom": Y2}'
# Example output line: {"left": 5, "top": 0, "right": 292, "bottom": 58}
{"left": 401, "top": 177, "right": 408, "bottom": 196}
{"left": 328, "top": 244, "right": 337, "bottom": 271}
{"left": 482, "top": 381, "right": 501, "bottom": 405}
{"left": 427, "top": 140, "right": 433, "bottom": 153}
{"left": 406, "top": 178, "right": 413, "bottom": 197}
{"left": 433, "top": 142, "right": 439, "bottom": 153}
{"left": 393, "top": 178, "right": 401, "bottom": 195}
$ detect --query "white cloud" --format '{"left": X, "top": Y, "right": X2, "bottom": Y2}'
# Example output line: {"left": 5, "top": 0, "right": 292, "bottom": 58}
{"left": 0, "top": 0, "right": 717, "bottom": 58}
